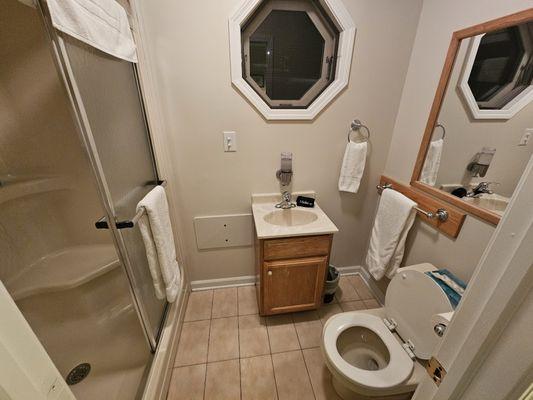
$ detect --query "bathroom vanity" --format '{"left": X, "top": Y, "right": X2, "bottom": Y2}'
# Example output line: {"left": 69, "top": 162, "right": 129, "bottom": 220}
{"left": 252, "top": 193, "right": 338, "bottom": 315}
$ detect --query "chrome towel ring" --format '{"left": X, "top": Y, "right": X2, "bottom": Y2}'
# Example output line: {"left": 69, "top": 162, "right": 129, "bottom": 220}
{"left": 348, "top": 119, "right": 370, "bottom": 143}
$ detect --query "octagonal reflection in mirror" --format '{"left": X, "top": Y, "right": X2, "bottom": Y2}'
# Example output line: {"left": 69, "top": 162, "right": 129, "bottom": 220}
{"left": 467, "top": 22, "right": 533, "bottom": 111}
{"left": 241, "top": 0, "right": 339, "bottom": 109}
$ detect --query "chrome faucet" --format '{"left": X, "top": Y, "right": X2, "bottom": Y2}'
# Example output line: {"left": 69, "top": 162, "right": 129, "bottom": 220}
{"left": 276, "top": 191, "right": 296, "bottom": 209}
{"left": 467, "top": 182, "right": 499, "bottom": 197}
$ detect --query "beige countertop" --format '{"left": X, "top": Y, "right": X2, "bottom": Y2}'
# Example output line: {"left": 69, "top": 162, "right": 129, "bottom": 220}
{"left": 252, "top": 192, "right": 339, "bottom": 239}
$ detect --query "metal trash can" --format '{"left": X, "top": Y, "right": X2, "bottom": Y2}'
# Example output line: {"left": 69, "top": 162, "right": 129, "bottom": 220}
{"left": 323, "top": 265, "right": 340, "bottom": 303}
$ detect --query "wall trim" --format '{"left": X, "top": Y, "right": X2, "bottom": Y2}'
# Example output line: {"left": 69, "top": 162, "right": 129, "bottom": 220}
{"left": 191, "top": 265, "right": 386, "bottom": 303}
{"left": 335, "top": 265, "right": 361, "bottom": 275}
{"left": 333, "top": 264, "right": 385, "bottom": 303}
{"left": 191, "top": 275, "right": 256, "bottom": 291}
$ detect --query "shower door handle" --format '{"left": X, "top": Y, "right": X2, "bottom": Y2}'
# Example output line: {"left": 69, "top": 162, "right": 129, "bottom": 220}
{"left": 95, "top": 216, "right": 110, "bottom": 229}
{"left": 94, "top": 180, "right": 167, "bottom": 230}
{"left": 94, "top": 216, "right": 135, "bottom": 230}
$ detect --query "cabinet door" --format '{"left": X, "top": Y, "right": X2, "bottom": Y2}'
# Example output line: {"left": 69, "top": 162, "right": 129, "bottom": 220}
{"left": 263, "top": 256, "right": 328, "bottom": 315}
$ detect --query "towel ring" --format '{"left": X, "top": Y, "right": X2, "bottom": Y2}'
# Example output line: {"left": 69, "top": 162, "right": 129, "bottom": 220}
{"left": 434, "top": 123, "right": 446, "bottom": 140}
{"left": 348, "top": 119, "right": 370, "bottom": 143}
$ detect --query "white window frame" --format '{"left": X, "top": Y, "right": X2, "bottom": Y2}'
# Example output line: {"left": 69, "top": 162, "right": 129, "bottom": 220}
{"left": 229, "top": 0, "right": 355, "bottom": 120}
{"left": 459, "top": 25, "right": 533, "bottom": 120}
{"left": 241, "top": 0, "right": 337, "bottom": 109}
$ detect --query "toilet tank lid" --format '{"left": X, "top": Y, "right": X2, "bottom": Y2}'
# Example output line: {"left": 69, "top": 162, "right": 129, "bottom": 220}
{"left": 385, "top": 264, "right": 454, "bottom": 360}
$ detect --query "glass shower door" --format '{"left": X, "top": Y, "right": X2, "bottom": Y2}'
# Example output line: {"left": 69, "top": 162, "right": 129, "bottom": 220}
{"left": 1, "top": 1, "right": 153, "bottom": 398}
{"left": 57, "top": 35, "right": 168, "bottom": 349}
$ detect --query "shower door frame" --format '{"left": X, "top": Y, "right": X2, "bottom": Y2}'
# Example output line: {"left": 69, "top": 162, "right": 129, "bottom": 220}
{"left": 35, "top": 0, "right": 168, "bottom": 352}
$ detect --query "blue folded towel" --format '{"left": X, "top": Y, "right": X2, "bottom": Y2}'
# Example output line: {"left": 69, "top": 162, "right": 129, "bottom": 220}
{"left": 426, "top": 269, "right": 466, "bottom": 309}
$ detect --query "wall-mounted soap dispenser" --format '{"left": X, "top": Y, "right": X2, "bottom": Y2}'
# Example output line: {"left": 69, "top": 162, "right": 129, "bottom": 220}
{"left": 276, "top": 152, "right": 293, "bottom": 186}
{"left": 467, "top": 147, "right": 496, "bottom": 177}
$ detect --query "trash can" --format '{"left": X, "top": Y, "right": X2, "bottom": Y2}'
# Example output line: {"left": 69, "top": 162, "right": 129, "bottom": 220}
{"left": 323, "top": 265, "right": 340, "bottom": 303}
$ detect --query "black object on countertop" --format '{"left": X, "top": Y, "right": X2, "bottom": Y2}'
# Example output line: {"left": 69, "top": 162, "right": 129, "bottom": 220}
{"left": 451, "top": 187, "right": 468, "bottom": 198}
{"left": 296, "top": 196, "right": 315, "bottom": 208}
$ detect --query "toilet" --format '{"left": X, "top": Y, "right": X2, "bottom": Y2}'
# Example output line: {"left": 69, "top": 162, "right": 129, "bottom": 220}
{"left": 322, "top": 263, "right": 455, "bottom": 400}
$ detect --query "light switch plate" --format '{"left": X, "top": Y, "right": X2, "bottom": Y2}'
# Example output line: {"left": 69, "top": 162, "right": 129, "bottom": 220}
{"left": 223, "top": 131, "right": 237, "bottom": 152}
{"left": 519, "top": 128, "right": 532, "bottom": 146}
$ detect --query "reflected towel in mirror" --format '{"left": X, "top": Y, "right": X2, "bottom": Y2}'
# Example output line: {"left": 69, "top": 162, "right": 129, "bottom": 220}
{"left": 420, "top": 138, "right": 443, "bottom": 186}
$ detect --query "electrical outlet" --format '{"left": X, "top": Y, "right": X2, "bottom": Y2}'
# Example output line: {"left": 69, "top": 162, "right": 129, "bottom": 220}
{"left": 223, "top": 131, "right": 237, "bottom": 152}
{"left": 519, "top": 128, "right": 532, "bottom": 146}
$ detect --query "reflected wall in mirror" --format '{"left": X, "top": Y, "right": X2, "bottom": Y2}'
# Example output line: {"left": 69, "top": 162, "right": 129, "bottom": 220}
{"left": 413, "top": 9, "right": 533, "bottom": 225}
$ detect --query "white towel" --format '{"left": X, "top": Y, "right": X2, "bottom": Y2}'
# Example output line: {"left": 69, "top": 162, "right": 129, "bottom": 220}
{"left": 137, "top": 186, "right": 181, "bottom": 302}
{"left": 365, "top": 189, "right": 417, "bottom": 280}
{"left": 47, "top": 0, "right": 138, "bottom": 62}
{"left": 338, "top": 141, "right": 367, "bottom": 193}
{"left": 420, "top": 139, "right": 443, "bottom": 186}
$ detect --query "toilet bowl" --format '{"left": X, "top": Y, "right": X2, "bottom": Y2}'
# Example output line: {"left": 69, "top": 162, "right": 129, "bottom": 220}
{"left": 322, "top": 264, "right": 455, "bottom": 399}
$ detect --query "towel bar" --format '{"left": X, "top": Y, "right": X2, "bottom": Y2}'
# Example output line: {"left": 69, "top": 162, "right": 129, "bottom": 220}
{"left": 95, "top": 180, "right": 167, "bottom": 230}
{"left": 376, "top": 183, "right": 449, "bottom": 222}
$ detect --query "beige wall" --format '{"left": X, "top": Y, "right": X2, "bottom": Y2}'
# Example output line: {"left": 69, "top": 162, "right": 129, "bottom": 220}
{"left": 384, "top": 0, "right": 533, "bottom": 283}
{"left": 434, "top": 39, "right": 533, "bottom": 197}
{"left": 139, "top": 0, "right": 423, "bottom": 281}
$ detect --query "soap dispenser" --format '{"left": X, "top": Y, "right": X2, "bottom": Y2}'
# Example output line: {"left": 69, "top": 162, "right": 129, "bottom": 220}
{"left": 467, "top": 147, "right": 496, "bottom": 177}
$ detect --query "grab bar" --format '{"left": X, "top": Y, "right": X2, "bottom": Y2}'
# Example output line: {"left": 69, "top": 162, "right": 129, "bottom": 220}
{"left": 95, "top": 180, "right": 167, "bottom": 230}
{"left": 376, "top": 183, "right": 448, "bottom": 222}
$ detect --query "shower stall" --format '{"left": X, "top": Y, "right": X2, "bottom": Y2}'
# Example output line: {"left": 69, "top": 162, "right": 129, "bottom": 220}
{"left": 0, "top": 0, "right": 181, "bottom": 399}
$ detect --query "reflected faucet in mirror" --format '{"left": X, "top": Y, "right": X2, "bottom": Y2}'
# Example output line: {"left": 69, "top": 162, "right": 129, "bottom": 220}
{"left": 466, "top": 182, "right": 500, "bottom": 198}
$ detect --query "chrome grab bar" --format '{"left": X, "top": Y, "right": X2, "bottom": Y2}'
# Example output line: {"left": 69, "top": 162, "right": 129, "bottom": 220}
{"left": 376, "top": 183, "right": 449, "bottom": 222}
{"left": 95, "top": 180, "right": 167, "bottom": 230}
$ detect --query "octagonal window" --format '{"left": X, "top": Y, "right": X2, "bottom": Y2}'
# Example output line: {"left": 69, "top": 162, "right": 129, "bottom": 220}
{"left": 467, "top": 22, "right": 533, "bottom": 110}
{"left": 241, "top": 0, "right": 339, "bottom": 109}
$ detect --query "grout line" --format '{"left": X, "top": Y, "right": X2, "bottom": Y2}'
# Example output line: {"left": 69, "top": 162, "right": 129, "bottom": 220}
{"left": 236, "top": 292, "right": 242, "bottom": 400}
{"left": 292, "top": 313, "right": 317, "bottom": 399}
{"left": 301, "top": 349, "right": 318, "bottom": 400}
{"left": 269, "top": 349, "right": 280, "bottom": 400}
{"left": 202, "top": 294, "right": 215, "bottom": 400}
{"left": 263, "top": 314, "right": 280, "bottom": 400}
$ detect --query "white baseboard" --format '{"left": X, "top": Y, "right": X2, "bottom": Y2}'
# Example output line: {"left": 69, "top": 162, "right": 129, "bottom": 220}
{"left": 191, "top": 275, "right": 256, "bottom": 291}
{"left": 332, "top": 264, "right": 385, "bottom": 304}
{"left": 334, "top": 265, "right": 362, "bottom": 275}
{"left": 190, "top": 266, "right": 386, "bottom": 304}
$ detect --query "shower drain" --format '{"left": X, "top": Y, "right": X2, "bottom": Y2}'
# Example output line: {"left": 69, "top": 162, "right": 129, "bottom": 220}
{"left": 66, "top": 363, "right": 91, "bottom": 385}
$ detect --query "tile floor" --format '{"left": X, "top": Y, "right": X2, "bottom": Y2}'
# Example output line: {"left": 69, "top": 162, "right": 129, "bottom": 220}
{"left": 168, "top": 274, "right": 381, "bottom": 400}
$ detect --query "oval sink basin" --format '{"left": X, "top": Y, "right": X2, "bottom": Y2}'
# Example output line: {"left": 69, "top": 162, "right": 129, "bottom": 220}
{"left": 263, "top": 209, "right": 318, "bottom": 227}
{"left": 463, "top": 194, "right": 509, "bottom": 215}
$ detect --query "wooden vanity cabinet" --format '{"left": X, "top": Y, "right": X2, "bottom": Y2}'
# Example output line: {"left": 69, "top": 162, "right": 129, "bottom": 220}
{"left": 255, "top": 234, "right": 333, "bottom": 315}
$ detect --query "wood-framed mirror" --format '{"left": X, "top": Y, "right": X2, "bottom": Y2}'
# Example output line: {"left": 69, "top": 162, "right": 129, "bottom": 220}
{"left": 412, "top": 8, "right": 533, "bottom": 225}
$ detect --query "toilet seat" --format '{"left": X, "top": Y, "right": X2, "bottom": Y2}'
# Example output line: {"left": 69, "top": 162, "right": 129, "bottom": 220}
{"left": 323, "top": 312, "right": 414, "bottom": 390}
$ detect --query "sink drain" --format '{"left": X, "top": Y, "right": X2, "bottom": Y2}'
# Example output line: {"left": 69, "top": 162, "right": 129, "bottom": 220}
{"left": 66, "top": 363, "right": 91, "bottom": 385}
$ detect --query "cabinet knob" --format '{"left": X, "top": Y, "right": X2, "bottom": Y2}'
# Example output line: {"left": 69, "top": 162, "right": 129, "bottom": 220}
{"left": 267, "top": 270, "right": 273, "bottom": 276}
